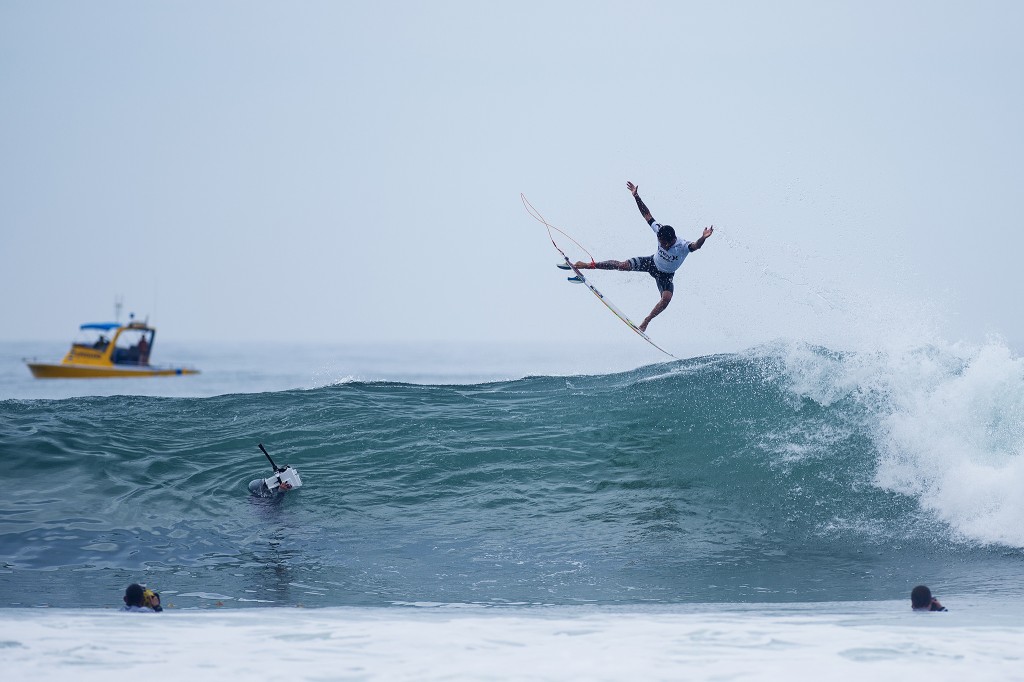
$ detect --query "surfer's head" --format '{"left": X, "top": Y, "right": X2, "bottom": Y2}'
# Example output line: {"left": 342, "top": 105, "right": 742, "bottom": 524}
{"left": 657, "top": 224, "right": 676, "bottom": 246}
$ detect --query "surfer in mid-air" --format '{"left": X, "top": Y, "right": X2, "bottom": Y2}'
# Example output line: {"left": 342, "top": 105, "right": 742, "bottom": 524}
{"left": 568, "top": 181, "right": 713, "bottom": 332}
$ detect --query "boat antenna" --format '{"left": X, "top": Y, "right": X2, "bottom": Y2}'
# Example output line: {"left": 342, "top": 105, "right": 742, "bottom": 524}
{"left": 114, "top": 295, "right": 124, "bottom": 323}
{"left": 258, "top": 443, "right": 285, "bottom": 473}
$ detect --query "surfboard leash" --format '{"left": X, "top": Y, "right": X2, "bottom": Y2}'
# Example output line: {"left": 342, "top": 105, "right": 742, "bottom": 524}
{"left": 520, "top": 193, "right": 595, "bottom": 267}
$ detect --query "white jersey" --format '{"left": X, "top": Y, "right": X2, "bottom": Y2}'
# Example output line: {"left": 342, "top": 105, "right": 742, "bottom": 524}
{"left": 650, "top": 222, "right": 690, "bottom": 273}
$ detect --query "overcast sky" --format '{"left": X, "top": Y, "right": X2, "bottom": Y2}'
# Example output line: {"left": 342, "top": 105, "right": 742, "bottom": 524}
{"left": 2, "top": 1, "right": 1022, "bottom": 357}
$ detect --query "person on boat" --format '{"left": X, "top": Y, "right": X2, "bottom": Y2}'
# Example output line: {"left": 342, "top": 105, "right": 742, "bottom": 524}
{"left": 572, "top": 181, "right": 713, "bottom": 332}
{"left": 137, "top": 335, "right": 150, "bottom": 365}
{"left": 121, "top": 583, "right": 156, "bottom": 612}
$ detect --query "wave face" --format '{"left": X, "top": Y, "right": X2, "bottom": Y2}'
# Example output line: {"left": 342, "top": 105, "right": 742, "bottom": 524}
{"left": 2, "top": 340, "right": 1022, "bottom": 608}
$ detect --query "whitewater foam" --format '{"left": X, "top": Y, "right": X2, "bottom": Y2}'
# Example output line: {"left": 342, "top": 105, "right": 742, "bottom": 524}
{"left": 3, "top": 601, "right": 1023, "bottom": 682}
{"left": 875, "top": 339, "right": 1024, "bottom": 546}
{"left": 767, "top": 337, "right": 1024, "bottom": 547}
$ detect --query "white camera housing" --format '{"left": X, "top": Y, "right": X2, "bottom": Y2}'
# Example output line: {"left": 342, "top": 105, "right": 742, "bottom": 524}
{"left": 264, "top": 466, "right": 303, "bottom": 492}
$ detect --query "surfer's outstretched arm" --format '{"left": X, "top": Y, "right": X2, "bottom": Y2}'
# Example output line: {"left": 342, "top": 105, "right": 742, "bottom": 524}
{"left": 626, "top": 181, "right": 655, "bottom": 225}
{"left": 688, "top": 225, "right": 714, "bottom": 252}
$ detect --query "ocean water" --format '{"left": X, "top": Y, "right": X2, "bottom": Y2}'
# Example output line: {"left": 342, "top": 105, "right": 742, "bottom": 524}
{"left": 2, "top": 338, "right": 1023, "bottom": 679}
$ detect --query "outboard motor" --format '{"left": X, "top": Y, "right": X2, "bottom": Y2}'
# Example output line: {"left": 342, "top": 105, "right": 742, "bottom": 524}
{"left": 248, "top": 443, "right": 303, "bottom": 497}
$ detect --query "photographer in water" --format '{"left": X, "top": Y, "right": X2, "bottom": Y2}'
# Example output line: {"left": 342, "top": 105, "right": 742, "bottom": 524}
{"left": 911, "top": 585, "right": 947, "bottom": 612}
{"left": 121, "top": 583, "right": 156, "bottom": 613}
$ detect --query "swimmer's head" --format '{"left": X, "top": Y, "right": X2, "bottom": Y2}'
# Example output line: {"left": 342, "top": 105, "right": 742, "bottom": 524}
{"left": 911, "top": 585, "right": 933, "bottom": 609}
{"left": 123, "top": 583, "right": 145, "bottom": 608}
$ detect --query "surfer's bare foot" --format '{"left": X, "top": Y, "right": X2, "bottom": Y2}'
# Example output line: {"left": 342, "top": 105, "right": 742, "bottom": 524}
{"left": 638, "top": 322, "right": 648, "bottom": 332}
{"left": 574, "top": 261, "right": 595, "bottom": 269}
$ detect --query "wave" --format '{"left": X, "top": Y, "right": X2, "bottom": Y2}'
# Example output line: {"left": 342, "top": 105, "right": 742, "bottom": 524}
{"left": 2, "top": 338, "right": 1022, "bottom": 607}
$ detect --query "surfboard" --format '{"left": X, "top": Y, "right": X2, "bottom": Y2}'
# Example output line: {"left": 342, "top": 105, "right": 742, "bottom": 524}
{"left": 521, "top": 193, "right": 678, "bottom": 360}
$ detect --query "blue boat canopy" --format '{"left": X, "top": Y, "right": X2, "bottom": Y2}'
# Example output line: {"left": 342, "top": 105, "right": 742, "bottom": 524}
{"left": 79, "top": 322, "right": 122, "bottom": 331}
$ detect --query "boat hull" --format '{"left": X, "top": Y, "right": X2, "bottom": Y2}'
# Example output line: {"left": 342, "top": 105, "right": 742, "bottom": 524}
{"left": 27, "top": 362, "right": 199, "bottom": 379}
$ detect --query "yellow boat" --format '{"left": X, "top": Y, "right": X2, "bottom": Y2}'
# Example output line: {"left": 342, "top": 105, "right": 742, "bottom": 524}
{"left": 26, "top": 319, "right": 200, "bottom": 379}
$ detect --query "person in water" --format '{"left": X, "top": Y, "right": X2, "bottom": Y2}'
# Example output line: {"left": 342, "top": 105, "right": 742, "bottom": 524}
{"left": 121, "top": 583, "right": 156, "bottom": 612}
{"left": 573, "top": 181, "right": 714, "bottom": 332}
{"left": 911, "top": 585, "right": 947, "bottom": 612}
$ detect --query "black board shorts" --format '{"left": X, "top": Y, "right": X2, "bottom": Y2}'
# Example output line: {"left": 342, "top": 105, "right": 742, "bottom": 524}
{"left": 629, "top": 255, "right": 675, "bottom": 294}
